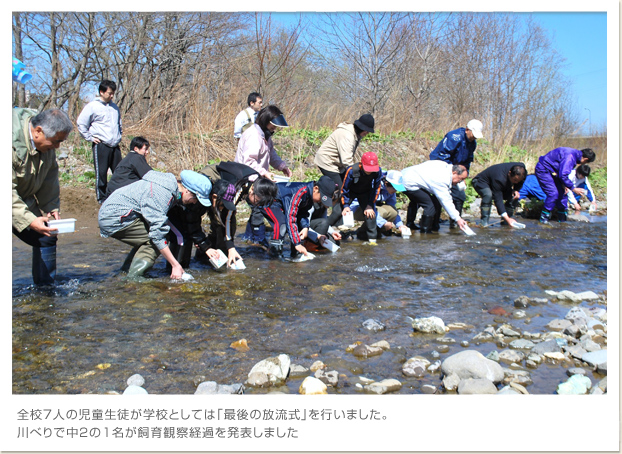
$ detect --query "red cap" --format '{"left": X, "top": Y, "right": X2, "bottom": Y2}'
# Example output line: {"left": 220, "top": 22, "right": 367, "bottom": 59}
{"left": 361, "top": 152, "right": 380, "bottom": 172}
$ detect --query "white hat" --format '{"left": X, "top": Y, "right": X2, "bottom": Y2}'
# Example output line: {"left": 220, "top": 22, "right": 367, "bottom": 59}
{"left": 385, "top": 169, "right": 406, "bottom": 192}
{"left": 466, "top": 119, "right": 484, "bottom": 139}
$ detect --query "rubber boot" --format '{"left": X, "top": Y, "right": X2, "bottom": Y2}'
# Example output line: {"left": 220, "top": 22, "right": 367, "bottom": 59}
{"left": 556, "top": 210, "right": 567, "bottom": 222}
{"left": 419, "top": 215, "right": 434, "bottom": 233}
{"left": 540, "top": 209, "right": 551, "bottom": 224}
{"left": 120, "top": 247, "right": 139, "bottom": 272}
{"left": 431, "top": 212, "right": 441, "bottom": 232}
{"left": 406, "top": 203, "right": 420, "bottom": 230}
{"left": 32, "top": 246, "right": 56, "bottom": 286}
{"left": 480, "top": 204, "right": 492, "bottom": 227}
{"left": 268, "top": 239, "right": 285, "bottom": 260}
{"left": 127, "top": 258, "right": 154, "bottom": 279}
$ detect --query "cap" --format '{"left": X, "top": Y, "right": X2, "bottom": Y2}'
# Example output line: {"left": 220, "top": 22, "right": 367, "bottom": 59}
{"left": 212, "top": 179, "right": 237, "bottom": 212}
{"left": 316, "top": 176, "right": 339, "bottom": 208}
{"left": 361, "top": 152, "right": 380, "bottom": 172}
{"left": 353, "top": 114, "right": 375, "bottom": 133}
{"left": 180, "top": 170, "right": 212, "bottom": 207}
{"left": 269, "top": 114, "right": 289, "bottom": 128}
{"left": 385, "top": 169, "right": 406, "bottom": 192}
{"left": 466, "top": 119, "right": 483, "bottom": 139}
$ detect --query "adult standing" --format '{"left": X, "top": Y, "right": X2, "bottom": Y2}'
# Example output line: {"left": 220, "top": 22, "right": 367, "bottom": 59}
{"left": 534, "top": 147, "right": 595, "bottom": 223}
{"left": 12, "top": 108, "right": 73, "bottom": 285}
{"left": 429, "top": 119, "right": 483, "bottom": 226}
{"left": 233, "top": 92, "right": 263, "bottom": 139}
{"left": 235, "top": 105, "right": 292, "bottom": 245}
{"left": 401, "top": 161, "right": 469, "bottom": 233}
{"left": 77, "top": 80, "right": 123, "bottom": 203}
{"left": 471, "top": 162, "right": 527, "bottom": 227}
{"left": 314, "top": 114, "right": 375, "bottom": 225}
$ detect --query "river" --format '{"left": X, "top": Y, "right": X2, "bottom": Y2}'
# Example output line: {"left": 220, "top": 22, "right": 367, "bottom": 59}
{"left": 12, "top": 216, "right": 607, "bottom": 394}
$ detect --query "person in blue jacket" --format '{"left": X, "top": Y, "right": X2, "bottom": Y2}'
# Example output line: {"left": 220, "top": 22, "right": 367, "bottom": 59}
{"left": 340, "top": 152, "right": 383, "bottom": 241}
{"left": 275, "top": 176, "right": 340, "bottom": 259}
{"left": 429, "top": 119, "right": 483, "bottom": 226}
{"left": 534, "top": 147, "right": 595, "bottom": 223}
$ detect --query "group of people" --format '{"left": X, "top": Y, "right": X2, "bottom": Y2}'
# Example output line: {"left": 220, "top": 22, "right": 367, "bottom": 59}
{"left": 12, "top": 84, "right": 597, "bottom": 285}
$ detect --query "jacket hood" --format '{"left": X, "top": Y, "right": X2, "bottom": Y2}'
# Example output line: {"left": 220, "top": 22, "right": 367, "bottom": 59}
{"left": 142, "top": 170, "right": 179, "bottom": 193}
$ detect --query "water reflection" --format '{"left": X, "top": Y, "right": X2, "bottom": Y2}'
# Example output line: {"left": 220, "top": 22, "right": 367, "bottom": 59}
{"left": 13, "top": 218, "right": 607, "bottom": 394}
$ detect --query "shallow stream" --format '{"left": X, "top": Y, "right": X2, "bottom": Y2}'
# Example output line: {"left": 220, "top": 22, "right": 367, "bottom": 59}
{"left": 12, "top": 217, "right": 607, "bottom": 394}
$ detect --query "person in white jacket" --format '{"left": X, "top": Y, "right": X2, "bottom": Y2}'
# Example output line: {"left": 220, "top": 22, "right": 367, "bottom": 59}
{"left": 233, "top": 92, "right": 263, "bottom": 139}
{"left": 401, "top": 161, "right": 469, "bottom": 233}
{"left": 77, "top": 80, "right": 123, "bottom": 203}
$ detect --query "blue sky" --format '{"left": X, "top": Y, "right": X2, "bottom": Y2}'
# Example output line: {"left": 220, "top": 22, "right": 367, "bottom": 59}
{"left": 531, "top": 12, "right": 607, "bottom": 134}
{"left": 272, "top": 11, "right": 608, "bottom": 135}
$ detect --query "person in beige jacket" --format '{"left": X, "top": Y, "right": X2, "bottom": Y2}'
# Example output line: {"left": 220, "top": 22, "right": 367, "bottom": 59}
{"left": 13, "top": 108, "right": 73, "bottom": 285}
{"left": 314, "top": 113, "right": 375, "bottom": 225}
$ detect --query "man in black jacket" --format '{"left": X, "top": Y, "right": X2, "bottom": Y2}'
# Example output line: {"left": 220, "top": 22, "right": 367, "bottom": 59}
{"left": 103, "top": 136, "right": 152, "bottom": 201}
{"left": 471, "top": 162, "right": 527, "bottom": 227}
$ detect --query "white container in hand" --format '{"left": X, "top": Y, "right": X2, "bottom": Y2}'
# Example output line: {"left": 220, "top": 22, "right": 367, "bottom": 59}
{"left": 48, "top": 218, "right": 76, "bottom": 234}
{"left": 342, "top": 211, "right": 355, "bottom": 227}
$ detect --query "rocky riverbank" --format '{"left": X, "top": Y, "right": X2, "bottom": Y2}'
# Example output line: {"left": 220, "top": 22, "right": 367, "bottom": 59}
{"left": 115, "top": 289, "right": 606, "bottom": 396}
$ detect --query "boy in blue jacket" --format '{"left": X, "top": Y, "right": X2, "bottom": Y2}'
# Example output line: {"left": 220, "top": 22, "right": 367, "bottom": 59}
{"left": 276, "top": 176, "right": 339, "bottom": 259}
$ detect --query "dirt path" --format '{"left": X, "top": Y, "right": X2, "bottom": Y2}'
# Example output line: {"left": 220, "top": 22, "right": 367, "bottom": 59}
{"left": 60, "top": 186, "right": 100, "bottom": 230}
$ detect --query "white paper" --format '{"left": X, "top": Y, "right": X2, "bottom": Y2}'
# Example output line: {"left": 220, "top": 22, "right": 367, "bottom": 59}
{"left": 461, "top": 224, "right": 476, "bottom": 236}
{"left": 230, "top": 259, "right": 246, "bottom": 270}
{"left": 342, "top": 211, "right": 355, "bottom": 227}
{"left": 208, "top": 250, "right": 228, "bottom": 269}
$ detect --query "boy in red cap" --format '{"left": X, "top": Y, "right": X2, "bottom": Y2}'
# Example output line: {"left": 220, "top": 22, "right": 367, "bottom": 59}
{"left": 340, "top": 152, "right": 383, "bottom": 241}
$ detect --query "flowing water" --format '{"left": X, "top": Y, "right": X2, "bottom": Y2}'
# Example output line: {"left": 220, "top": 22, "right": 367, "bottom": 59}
{"left": 12, "top": 217, "right": 607, "bottom": 394}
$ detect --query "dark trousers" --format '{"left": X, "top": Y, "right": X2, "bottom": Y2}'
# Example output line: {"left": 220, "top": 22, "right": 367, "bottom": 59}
{"left": 404, "top": 189, "right": 441, "bottom": 218}
{"left": 450, "top": 185, "right": 466, "bottom": 216}
{"left": 319, "top": 167, "right": 345, "bottom": 226}
{"left": 258, "top": 203, "right": 287, "bottom": 241}
{"left": 13, "top": 226, "right": 58, "bottom": 248}
{"left": 93, "top": 142, "right": 122, "bottom": 203}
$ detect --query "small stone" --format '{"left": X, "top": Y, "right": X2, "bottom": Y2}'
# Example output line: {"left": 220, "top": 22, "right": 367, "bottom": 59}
{"left": 126, "top": 374, "right": 145, "bottom": 387}
{"left": 352, "top": 344, "right": 384, "bottom": 358}
{"left": 574, "top": 291, "right": 599, "bottom": 301}
{"left": 402, "top": 357, "right": 431, "bottom": 377}
{"left": 525, "top": 360, "right": 538, "bottom": 369}
{"left": 567, "top": 367, "right": 587, "bottom": 377}
{"left": 509, "top": 382, "right": 529, "bottom": 394}
{"left": 421, "top": 384, "right": 437, "bottom": 394}
{"left": 499, "top": 325, "right": 521, "bottom": 337}
{"left": 364, "top": 379, "right": 402, "bottom": 394}
{"left": 460, "top": 341, "right": 470, "bottom": 348}
{"left": 499, "top": 349, "right": 524, "bottom": 365}
{"left": 437, "top": 345, "right": 450, "bottom": 353}
{"left": 508, "top": 339, "right": 536, "bottom": 350}
{"left": 427, "top": 360, "right": 442, "bottom": 373}
{"left": 514, "top": 296, "right": 530, "bottom": 308}
{"left": 580, "top": 339, "right": 601, "bottom": 352}
{"left": 527, "top": 353, "right": 542, "bottom": 364}
{"left": 582, "top": 350, "right": 607, "bottom": 368}
{"left": 310, "top": 360, "right": 325, "bottom": 372}
{"left": 597, "top": 362, "right": 607, "bottom": 375}
{"left": 123, "top": 385, "right": 148, "bottom": 395}
{"left": 565, "top": 345, "right": 588, "bottom": 360}
{"left": 195, "top": 381, "right": 219, "bottom": 394}
{"left": 314, "top": 369, "right": 339, "bottom": 387}
{"left": 530, "top": 297, "right": 549, "bottom": 305}
{"left": 563, "top": 325, "right": 582, "bottom": 338}
{"left": 411, "top": 316, "right": 448, "bottom": 334}
{"left": 230, "top": 338, "right": 250, "bottom": 352}
{"left": 289, "top": 364, "right": 310, "bottom": 378}
{"left": 557, "top": 374, "right": 592, "bottom": 395}
{"left": 497, "top": 385, "right": 521, "bottom": 395}
{"left": 299, "top": 377, "right": 327, "bottom": 395}
{"left": 488, "top": 306, "right": 509, "bottom": 316}
{"left": 544, "top": 352, "right": 566, "bottom": 361}
{"left": 442, "top": 373, "right": 461, "bottom": 391}
{"left": 370, "top": 340, "right": 390, "bottom": 350}
{"left": 513, "top": 310, "right": 527, "bottom": 319}
{"left": 547, "top": 319, "right": 573, "bottom": 331}
{"left": 362, "top": 318, "right": 385, "bottom": 332}
{"left": 486, "top": 351, "right": 499, "bottom": 362}
{"left": 531, "top": 339, "right": 562, "bottom": 355}
{"left": 247, "top": 371, "right": 269, "bottom": 387}
{"left": 436, "top": 336, "right": 456, "bottom": 344}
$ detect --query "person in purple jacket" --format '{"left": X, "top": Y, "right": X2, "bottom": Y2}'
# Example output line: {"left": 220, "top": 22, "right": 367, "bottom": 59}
{"left": 534, "top": 147, "right": 595, "bottom": 223}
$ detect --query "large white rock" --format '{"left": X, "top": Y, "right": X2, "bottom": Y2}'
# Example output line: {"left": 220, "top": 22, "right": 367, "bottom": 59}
{"left": 299, "top": 376, "right": 327, "bottom": 395}
{"left": 123, "top": 385, "right": 148, "bottom": 395}
{"left": 441, "top": 350, "right": 505, "bottom": 383}
{"left": 126, "top": 374, "right": 145, "bottom": 387}
{"left": 412, "top": 316, "right": 448, "bottom": 334}
{"left": 248, "top": 354, "right": 291, "bottom": 385}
